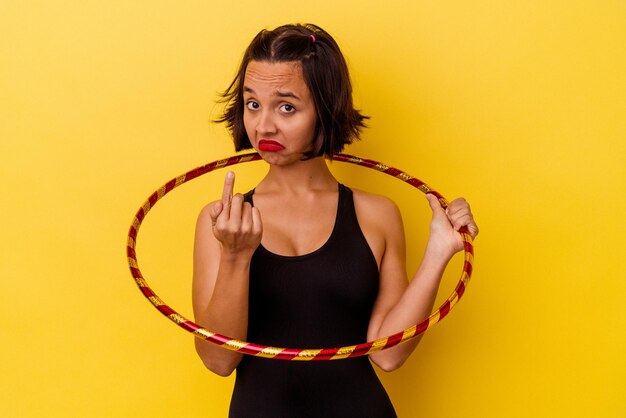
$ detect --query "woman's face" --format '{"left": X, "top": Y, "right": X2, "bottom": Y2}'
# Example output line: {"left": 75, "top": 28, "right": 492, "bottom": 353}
{"left": 243, "top": 60, "right": 318, "bottom": 165}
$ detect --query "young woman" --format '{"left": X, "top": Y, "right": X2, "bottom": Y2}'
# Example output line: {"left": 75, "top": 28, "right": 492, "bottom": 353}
{"left": 192, "top": 23, "right": 479, "bottom": 417}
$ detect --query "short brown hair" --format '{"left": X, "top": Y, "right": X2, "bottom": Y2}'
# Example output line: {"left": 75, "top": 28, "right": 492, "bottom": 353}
{"left": 216, "top": 23, "right": 368, "bottom": 159}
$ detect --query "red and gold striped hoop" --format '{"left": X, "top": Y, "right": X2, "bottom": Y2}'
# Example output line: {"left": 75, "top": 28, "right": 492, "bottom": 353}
{"left": 127, "top": 153, "right": 474, "bottom": 361}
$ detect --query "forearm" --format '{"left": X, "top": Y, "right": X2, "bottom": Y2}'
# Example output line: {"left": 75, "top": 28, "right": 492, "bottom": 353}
{"left": 366, "top": 192, "right": 478, "bottom": 372}
{"left": 369, "top": 249, "right": 450, "bottom": 371}
{"left": 194, "top": 253, "right": 251, "bottom": 376}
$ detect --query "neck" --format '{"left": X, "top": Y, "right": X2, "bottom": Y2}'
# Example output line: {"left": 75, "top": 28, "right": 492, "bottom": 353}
{"left": 258, "top": 157, "right": 337, "bottom": 194}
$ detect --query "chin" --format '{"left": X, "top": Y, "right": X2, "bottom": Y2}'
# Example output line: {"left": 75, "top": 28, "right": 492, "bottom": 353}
{"left": 259, "top": 152, "right": 303, "bottom": 166}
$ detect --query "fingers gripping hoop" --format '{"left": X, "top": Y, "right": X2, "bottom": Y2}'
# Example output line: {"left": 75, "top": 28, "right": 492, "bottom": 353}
{"left": 126, "top": 153, "right": 474, "bottom": 361}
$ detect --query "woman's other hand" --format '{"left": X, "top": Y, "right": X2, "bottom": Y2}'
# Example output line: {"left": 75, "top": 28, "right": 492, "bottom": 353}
{"left": 424, "top": 194, "right": 478, "bottom": 260}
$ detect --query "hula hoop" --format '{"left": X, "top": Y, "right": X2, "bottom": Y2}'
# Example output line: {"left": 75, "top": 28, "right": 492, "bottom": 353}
{"left": 126, "top": 153, "right": 474, "bottom": 361}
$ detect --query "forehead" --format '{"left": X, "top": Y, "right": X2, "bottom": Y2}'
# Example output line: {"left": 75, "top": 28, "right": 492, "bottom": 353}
{"left": 244, "top": 60, "right": 309, "bottom": 94}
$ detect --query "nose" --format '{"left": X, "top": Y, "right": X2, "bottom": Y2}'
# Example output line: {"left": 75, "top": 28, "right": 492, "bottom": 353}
{"left": 256, "top": 109, "right": 277, "bottom": 135}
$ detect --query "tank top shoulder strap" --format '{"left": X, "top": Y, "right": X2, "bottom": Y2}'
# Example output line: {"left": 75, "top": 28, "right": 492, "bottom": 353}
{"left": 243, "top": 189, "right": 255, "bottom": 205}
{"left": 335, "top": 183, "right": 359, "bottom": 235}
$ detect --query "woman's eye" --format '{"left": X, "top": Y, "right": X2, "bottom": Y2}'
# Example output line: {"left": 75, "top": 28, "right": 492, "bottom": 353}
{"left": 280, "top": 104, "right": 295, "bottom": 113}
{"left": 246, "top": 101, "right": 259, "bottom": 110}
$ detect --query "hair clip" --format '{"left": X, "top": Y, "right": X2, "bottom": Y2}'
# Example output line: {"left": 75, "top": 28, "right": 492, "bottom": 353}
{"left": 310, "top": 34, "right": 316, "bottom": 43}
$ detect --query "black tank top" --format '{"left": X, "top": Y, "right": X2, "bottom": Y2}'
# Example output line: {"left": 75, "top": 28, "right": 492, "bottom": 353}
{"left": 229, "top": 184, "right": 396, "bottom": 417}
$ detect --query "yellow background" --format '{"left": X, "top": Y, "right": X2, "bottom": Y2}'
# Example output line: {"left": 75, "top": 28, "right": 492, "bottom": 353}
{"left": 2, "top": 1, "right": 625, "bottom": 417}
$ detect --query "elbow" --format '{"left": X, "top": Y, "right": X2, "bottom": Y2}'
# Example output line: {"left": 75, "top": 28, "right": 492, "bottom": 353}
{"left": 371, "top": 336, "right": 422, "bottom": 372}
{"left": 202, "top": 359, "right": 237, "bottom": 377}
{"left": 197, "top": 353, "right": 238, "bottom": 377}
{"left": 372, "top": 357, "right": 406, "bottom": 373}
{"left": 195, "top": 341, "right": 239, "bottom": 377}
{"left": 370, "top": 344, "right": 416, "bottom": 372}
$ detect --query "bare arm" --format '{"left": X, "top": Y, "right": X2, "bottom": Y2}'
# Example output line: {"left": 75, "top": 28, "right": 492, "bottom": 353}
{"left": 192, "top": 172, "right": 262, "bottom": 376}
{"left": 366, "top": 194, "right": 478, "bottom": 372}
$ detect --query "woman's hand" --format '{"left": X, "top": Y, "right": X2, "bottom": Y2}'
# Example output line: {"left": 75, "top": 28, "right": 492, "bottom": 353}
{"left": 193, "top": 171, "right": 260, "bottom": 376}
{"left": 424, "top": 194, "right": 478, "bottom": 260}
{"left": 209, "top": 172, "right": 263, "bottom": 257}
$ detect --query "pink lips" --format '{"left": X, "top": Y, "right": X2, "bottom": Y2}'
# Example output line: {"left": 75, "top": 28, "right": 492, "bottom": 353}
{"left": 258, "top": 139, "right": 285, "bottom": 152}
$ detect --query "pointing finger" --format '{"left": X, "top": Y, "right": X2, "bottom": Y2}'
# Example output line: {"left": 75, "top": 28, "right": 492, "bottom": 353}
{"left": 229, "top": 193, "right": 244, "bottom": 226}
{"left": 222, "top": 171, "right": 235, "bottom": 208}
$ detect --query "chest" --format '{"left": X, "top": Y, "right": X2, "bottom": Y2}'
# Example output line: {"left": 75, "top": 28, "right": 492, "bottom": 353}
{"left": 244, "top": 186, "right": 381, "bottom": 346}
{"left": 247, "top": 222, "right": 380, "bottom": 346}
{"left": 254, "top": 193, "right": 338, "bottom": 257}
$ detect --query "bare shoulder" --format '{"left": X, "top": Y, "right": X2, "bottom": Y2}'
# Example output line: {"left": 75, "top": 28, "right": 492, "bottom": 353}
{"left": 195, "top": 202, "right": 219, "bottom": 246}
{"left": 351, "top": 188, "right": 403, "bottom": 224}
{"left": 197, "top": 202, "right": 216, "bottom": 225}
{"left": 350, "top": 187, "right": 405, "bottom": 267}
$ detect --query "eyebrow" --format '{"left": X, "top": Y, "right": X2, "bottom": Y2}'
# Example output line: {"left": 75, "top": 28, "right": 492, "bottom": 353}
{"left": 243, "top": 86, "right": 301, "bottom": 101}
